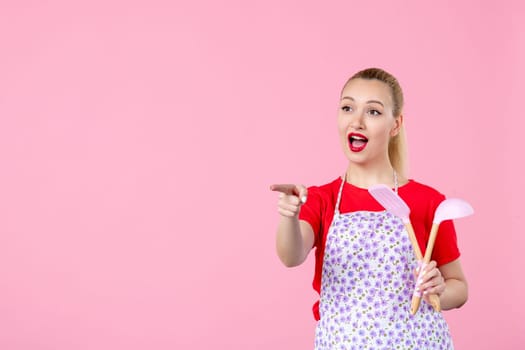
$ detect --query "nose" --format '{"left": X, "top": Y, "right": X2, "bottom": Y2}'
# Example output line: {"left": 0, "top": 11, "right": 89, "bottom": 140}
{"left": 349, "top": 110, "right": 365, "bottom": 130}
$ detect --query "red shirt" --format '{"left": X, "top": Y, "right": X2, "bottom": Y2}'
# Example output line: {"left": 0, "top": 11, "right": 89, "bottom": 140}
{"left": 299, "top": 177, "right": 460, "bottom": 320}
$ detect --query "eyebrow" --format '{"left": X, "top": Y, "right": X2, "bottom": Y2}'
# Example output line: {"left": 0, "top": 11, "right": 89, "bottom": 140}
{"left": 341, "top": 96, "right": 384, "bottom": 107}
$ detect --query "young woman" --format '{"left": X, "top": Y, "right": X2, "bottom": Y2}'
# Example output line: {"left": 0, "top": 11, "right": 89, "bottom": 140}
{"left": 271, "top": 68, "right": 468, "bottom": 349}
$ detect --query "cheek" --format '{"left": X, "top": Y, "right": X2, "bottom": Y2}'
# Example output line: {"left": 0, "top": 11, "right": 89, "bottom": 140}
{"left": 337, "top": 118, "right": 347, "bottom": 139}
{"left": 369, "top": 124, "right": 393, "bottom": 144}
{"left": 376, "top": 119, "right": 397, "bottom": 137}
{"left": 337, "top": 114, "right": 349, "bottom": 133}
{"left": 337, "top": 116, "right": 350, "bottom": 147}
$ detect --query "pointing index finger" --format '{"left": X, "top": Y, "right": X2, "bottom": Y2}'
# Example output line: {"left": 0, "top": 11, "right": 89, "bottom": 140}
{"left": 269, "top": 184, "right": 297, "bottom": 195}
{"left": 270, "top": 184, "right": 308, "bottom": 204}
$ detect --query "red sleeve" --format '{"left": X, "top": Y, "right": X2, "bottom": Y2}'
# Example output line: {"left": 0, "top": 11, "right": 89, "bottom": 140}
{"left": 298, "top": 186, "right": 322, "bottom": 248}
{"left": 433, "top": 218, "right": 460, "bottom": 266}
{"left": 404, "top": 181, "right": 461, "bottom": 266}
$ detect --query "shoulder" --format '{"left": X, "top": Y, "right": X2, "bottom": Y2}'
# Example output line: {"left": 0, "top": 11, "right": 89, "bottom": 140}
{"left": 400, "top": 179, "right": 447, "bottom": 214}
{"left": 302, "top": 177, "right": 342, "bottom": 209}
{"left": 309, "top": 177, "right": 342, "bottom": 191}
{"left": 307, "top": 177, "right": 342, "bottom": 199}
{"left": 299, "top": 177, "right": 341, "bottom": 231}
{"left": 400, "top": 180, "right": 446, "bottom": 200}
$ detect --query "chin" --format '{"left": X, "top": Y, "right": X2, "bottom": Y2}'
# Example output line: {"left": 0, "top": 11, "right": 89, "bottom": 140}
{"left": 344, "top": 152, "right": 366, "bottom": 164}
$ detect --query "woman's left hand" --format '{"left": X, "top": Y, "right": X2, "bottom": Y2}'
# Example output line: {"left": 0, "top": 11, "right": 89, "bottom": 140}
{"left": 416, "top": 260, "right": 446, "bottom": 303}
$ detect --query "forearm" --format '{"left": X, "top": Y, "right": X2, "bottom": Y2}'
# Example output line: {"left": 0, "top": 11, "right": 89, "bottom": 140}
{"left": 276, "top": 217, "right": 309, "bottom": 267}
{"left": 440, "top": 278, "right": 468, "bottom": 310}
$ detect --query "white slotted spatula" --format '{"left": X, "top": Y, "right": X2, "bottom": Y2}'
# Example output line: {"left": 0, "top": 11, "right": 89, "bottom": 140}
{"left": 410, "top": 198, "right": 474, "bottom": 314}
{"left": 368, "top": 184, "right": 441, "bottom": 314}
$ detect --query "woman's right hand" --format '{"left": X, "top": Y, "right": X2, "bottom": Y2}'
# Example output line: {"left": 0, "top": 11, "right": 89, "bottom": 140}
{"left": 270, "top": 183, "right": 313, "bottom": 267}
{"left": 270, "top": 184, "right": 308, "bottom": 218}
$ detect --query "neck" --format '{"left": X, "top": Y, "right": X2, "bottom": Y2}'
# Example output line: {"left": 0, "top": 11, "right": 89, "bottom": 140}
{"left": 344, "top": 162, "right": 398, "bottom": 189}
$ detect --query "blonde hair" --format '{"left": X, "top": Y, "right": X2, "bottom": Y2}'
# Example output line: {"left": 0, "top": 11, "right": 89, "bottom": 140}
{"left": 343, "top": 67, "right": 409, "bottom": 178}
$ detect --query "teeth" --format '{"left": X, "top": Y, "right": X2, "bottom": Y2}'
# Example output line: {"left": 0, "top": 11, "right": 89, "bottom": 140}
{"left": 350, "top": 135, "right": 366, "bottom": 141}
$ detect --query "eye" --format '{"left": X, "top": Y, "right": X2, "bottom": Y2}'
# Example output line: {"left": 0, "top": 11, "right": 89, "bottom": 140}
{"left": 368, "top": 109, "right": 382, "bottom": 116}
{"left": 341, "top": 105, "right": 352, "bottom": 112}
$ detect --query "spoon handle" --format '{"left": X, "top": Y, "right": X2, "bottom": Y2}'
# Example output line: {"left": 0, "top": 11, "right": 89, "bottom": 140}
{"left": 410, "top": 223, "right": 441, "bottom": 315}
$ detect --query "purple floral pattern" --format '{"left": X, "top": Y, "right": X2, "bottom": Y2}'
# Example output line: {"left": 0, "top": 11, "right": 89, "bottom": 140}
{"left": 315, "top": 211, "right": 453, "bottom": 350}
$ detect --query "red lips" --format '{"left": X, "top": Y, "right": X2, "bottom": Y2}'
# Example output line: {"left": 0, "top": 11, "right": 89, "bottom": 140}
{"left": 348, "top": 132, "right": 368, "bottom": 152}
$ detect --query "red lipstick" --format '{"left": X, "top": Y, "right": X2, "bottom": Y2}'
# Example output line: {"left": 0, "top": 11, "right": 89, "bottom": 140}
{"left": 348, "top": 132, "right": 368, "bottom": 152}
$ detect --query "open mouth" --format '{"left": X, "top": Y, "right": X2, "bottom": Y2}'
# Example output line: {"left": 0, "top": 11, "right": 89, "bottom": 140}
{"left": 348, "top": 133, "right": 368, "bottom": 152}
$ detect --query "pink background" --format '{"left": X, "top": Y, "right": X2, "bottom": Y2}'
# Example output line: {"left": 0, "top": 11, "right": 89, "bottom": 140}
{"left": 1, "top": 1, "right": 523, "bottom": 349}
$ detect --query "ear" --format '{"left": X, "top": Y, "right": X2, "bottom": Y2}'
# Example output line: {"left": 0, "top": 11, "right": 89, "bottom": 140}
{"left": 390, "top": 114, "right": 403, "bottom": 137}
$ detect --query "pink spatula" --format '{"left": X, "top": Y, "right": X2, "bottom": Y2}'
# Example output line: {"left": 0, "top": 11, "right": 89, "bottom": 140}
{"left": 368, "top": 184, "right": 441, "bottom": 314}
{"left": 410, "top": 198, "right": 474, "bottom": 314}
